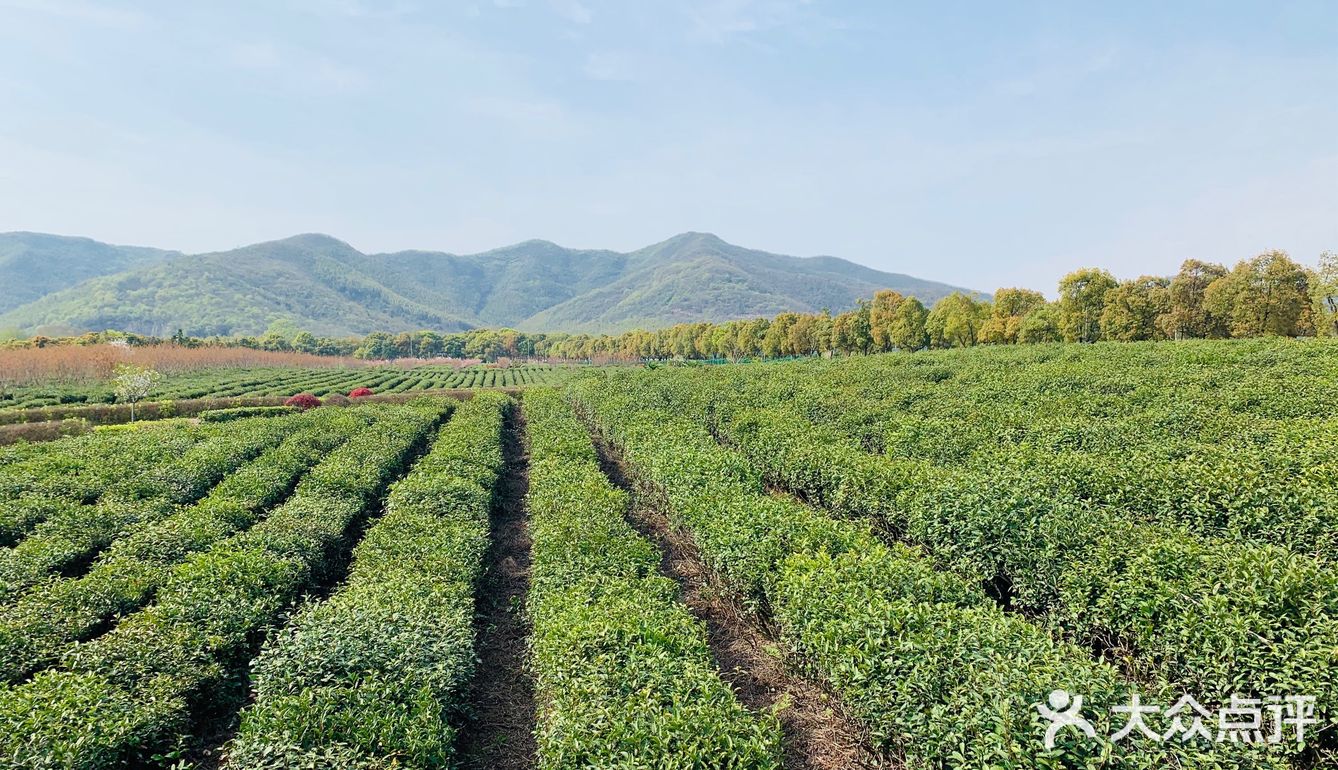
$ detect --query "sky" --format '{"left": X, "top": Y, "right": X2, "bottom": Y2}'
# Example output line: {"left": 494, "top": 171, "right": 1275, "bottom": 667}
{"left": 0, "top": 0, "right": 1334, "bottom": 293}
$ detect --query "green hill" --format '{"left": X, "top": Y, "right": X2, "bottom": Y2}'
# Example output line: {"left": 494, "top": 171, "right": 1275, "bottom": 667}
{"left": 0, "top": 232, "right": 178, "bottom": 317}
{"left": 0, "top": 231, "right": 980, "bottom": 336}
{"left": 524, "top": 233, "right": 968, "bottom": 332}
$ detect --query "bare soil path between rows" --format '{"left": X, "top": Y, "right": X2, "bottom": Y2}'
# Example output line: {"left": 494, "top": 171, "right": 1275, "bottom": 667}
{"left": 590, "top": 430, "right": 889, "bottom": 770}
{"left": 455, "top": 406, "right": 537, "bottom": 770}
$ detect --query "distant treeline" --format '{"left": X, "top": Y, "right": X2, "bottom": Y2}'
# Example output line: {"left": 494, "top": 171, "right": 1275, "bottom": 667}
{"left": 5, "top": 250, "right": 1335, "bottom": 362}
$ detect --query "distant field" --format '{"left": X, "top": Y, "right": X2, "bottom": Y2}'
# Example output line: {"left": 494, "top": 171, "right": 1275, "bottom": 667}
{"left": 0, "top": 362, "right": 575, "bottom": 412}
{"left": 1, "top": 339, "right": 1334, "bottom": 767}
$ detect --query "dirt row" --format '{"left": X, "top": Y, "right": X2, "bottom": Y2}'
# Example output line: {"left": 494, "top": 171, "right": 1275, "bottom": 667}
{"left": 455, "top": 407, "right": 538, "bottom": 769}
{"left": 589, "top": 430, "right": 887, "bottom": 770}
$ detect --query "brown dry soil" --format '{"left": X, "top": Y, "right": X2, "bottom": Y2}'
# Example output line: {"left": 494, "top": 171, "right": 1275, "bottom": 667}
{"left": 591, "top": 431, "right": 890, "bottom": 770}
{"left": 455, "top": 407, "right": 538, "bottom": 770}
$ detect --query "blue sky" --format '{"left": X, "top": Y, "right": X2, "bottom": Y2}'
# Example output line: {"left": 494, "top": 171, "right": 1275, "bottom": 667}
{"left": 0, "top": 0, "right": 1334, "bottom": 293}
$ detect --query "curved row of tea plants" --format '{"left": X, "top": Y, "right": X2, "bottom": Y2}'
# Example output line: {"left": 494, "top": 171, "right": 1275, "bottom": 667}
{"left": 655, "top": 340, "right": 1338, "bottom": 558}
{"left": 712, "top": 403, "right": 1338, "bottom": 745}
{"left": 226, "top": 392, "right": 509, "bottom": 768}
{"left": 4, "top": 363, "right": 570, "bottom": 411}
{"left": 0, "top": 406, "right": 373, "bottom": 683}
{"left": 573, "top": 341, "right": 1338, "bottom": 764}
{"left": 568, "top": 378, "right": 1283, "bottom": 769}
{"left": 602, "top": 352, "right": 1338, "bottom": 741}
{"left": 523, "top": 389, "right": 782, "bottom": 769}
{"left": 0, "top": 400, "right": 450, "bottom": 769}
{"left": 0, "top": 424, "right": 205, "bottom": 545}
{"left": 0, "top": 413, "right": 307, "bottom": 603}
{"left": 770, "top": 386, "right": 1338, "bottom": 560}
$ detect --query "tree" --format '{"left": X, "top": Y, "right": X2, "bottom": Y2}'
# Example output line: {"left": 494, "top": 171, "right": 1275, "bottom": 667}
{"left": 926, "top": 293, "right": 988, "bottom": 348}
{"left": 1099, "top": 276, "right": 1171, "bottom": 342}
{"left": 888, "top": 296, "right": 929, "bottom": 351}
{"left": 1017, "top": 302, "right": 1062, "bottom": 343}
{"left": 735, "top": 319, "right": 767, "bottom": 359}
{"left": 112, "top": 364, "right": 161, "bottom": 421}
{"left": 763, "top": 314, "right": 797, "bottom": 358}
{"left": 813, "top": 310, "right": 835, "bottom": 356}
{"left": 1204, "top": 251, "right": 1313, "bottom": 337}
{"left": 291, "top": 331, "right": 318, "bottom": 354}
{"left": 831, "top": 301, "right": 873, "bottom": 355}
{"left": 416, "top": 331, "right": 445, "bottom": 358}
{"left": 465, "top": 330, "right": 504, "bottom": 361}
{"left": 979, "top": 288, "right": 1046, "bottom": 344}
{"left": 830, "top": 311, "right": 858, "bottom": 355}
{"left": 258, "top": 332, "right": 291, "bottom": 352}
{"left": 1161, "top": 259, "right": 1228, "bottom": 339}
{"left": 1057, "top": 268, "right": 1118, "bottom": 343}
{"left": 787, "top": 314, "right": 820, "bottom": 356}
{"left": 1311, "top": 251, "right": 1338, "bottom": 337}
{"left": 356, "top": 332, "right": 397, "bottom": 360}
{"left": 868, "top": 290, "right": 906, "bottom": 351}
{"left": 393, "top": 332, "right": 415, "bottom": 358}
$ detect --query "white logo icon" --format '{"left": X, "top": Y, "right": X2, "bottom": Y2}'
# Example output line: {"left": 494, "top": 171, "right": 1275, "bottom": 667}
{"left": 1037, "top": 689, "right": 1097, "bottom": 750}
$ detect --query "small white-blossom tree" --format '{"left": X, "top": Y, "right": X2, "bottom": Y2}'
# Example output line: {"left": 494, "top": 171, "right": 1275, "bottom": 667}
{"left": 112, "top": 364, "right": 161, "bottom": 422}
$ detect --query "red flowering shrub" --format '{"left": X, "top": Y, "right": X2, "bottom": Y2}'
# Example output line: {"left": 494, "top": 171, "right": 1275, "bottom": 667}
{"left": 284, "top": 393, "right": 322, "bottom": 410}
{"left": 349, "top": 387, "right": 374, "bottom": 398}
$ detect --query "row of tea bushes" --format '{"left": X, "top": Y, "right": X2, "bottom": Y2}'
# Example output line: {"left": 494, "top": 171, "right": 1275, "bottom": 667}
{"left": 523, "top": 389, "right": 782, "bottom": 768}
{"left": 0, "top": 424, "right": 204, "bottom": 544}
{"left": 224, "top": 392, "right": 510, "bottom": 768}
{"left": 570, "top": 377, "right": 1289, "bottom": 769}
{"left": 708, "top": 404, "right": 1338, "bottom": 753}
{"left": 0, "top": 401, "right": 451, "bottom": 768}
{"left": 0, "top": 413, "right": 306, "bottom": 603}
{"left": 0, "top": 406, "right": 373, "bottom": 683}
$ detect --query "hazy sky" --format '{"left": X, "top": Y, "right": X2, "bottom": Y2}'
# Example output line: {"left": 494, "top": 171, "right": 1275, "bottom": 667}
{"left": 1, "top": 1, "right": 1334, "bottom": 292}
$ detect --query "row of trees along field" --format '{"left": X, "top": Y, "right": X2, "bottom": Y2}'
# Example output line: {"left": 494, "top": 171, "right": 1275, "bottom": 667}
{"left": 556, "top": 250, "right": 1336, "bottom": 360}
{"left": 4, "top": 250, "right": 1334, "bottom": 364}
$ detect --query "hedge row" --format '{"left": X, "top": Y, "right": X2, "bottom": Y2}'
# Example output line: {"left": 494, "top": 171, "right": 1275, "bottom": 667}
{"left": 0, "top": 407, "right": 372, "bottom": 683}
{"left": 0, "top": 396, "right": 295, "bottom": 427}
{"left": 199, "top": 406, "right": 299, "bottom": 422}
{"left": 0, "top": 425, "right": 204, "bottom": 544}
{"left": 225, "top": 391, "right": 510, "bottom": 768}
{"left": 570, "top": 379, "right": 1286, "bottom": 769}
{"left": 523, "top": 389, "right": 782, "bottom": 769}
{"left": 797, "top": 353, "right": 1335, "bottom": 559}
{"left": 711, "top": 405, "right": 1338, "bottom": 751}
{"left": 0, "top": 413, "right": 306, "bottom": 603}
{"left": 607, "top": 345, "right": 1338, "bottom": 560}
{"left": 0, "top": 400, "right": 451, "bottom": 769}
{"left": 583, "top": 362, "right": 1338, "bottom": 755}
{"left": 0, "top": 419, "right": 94, "bottom": 446}
{"left": 786, "top": 385, "right": 1338, "bottom": 560}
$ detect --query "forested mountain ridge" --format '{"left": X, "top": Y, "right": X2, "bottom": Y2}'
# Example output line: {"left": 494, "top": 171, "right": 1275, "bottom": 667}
{"left": 0, "top": 232, "right": 179, "bottom": 315}
{"left": 0, "top": 231, "right": 975, "bottom": 336}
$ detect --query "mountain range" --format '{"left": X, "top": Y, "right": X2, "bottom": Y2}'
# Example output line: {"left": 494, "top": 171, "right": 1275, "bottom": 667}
{"left": 0, "top": 231, "right": 980, "bottom": 337}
